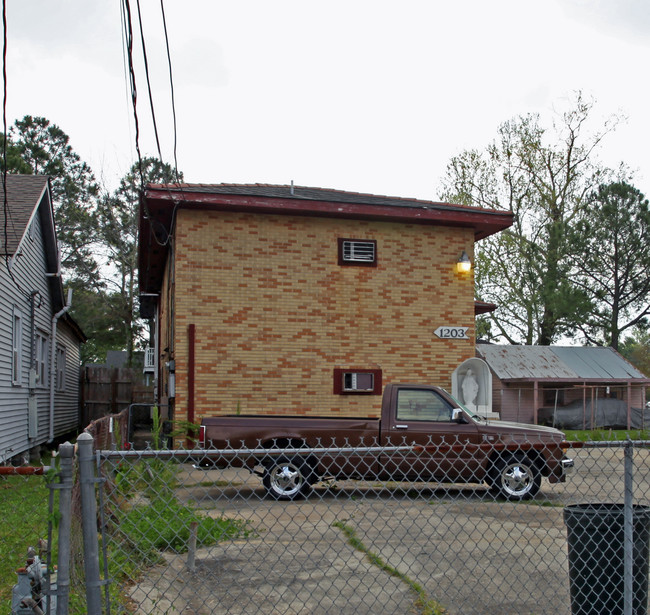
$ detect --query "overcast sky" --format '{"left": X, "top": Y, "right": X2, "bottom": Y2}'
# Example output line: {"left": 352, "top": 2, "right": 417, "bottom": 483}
{"left": 8, "top": 0, "right": 650, "bottom": 201}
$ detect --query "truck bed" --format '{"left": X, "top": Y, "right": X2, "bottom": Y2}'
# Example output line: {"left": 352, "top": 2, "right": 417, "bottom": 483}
{"left": 201, "top": 414, "right": 381, "bottom": 449}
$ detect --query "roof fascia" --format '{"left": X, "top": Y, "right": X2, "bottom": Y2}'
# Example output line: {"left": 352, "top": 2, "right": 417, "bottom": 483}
{"left": 39, "top": 182, "right": 66, "bottom": 312}
{"left": 501, "top": 377, "right": 650, "bottom": 385}
{"left": 474, "top": 301, "right": 497, "bottom": 315}
{"left": 145, "top": 190, "right": 514, "bottom": 240}
{"left": 60, "top": 312, "right": 88, "bottom": 343}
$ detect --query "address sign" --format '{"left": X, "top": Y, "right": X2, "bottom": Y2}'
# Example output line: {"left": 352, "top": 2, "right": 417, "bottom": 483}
{"left": 434, "top": 326, "right": 469, "bottom": 340}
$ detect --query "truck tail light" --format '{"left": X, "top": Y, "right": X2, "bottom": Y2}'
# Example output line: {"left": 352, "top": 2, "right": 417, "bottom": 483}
{"left": 199, "top": 425, "right": 206, "bottom": 448}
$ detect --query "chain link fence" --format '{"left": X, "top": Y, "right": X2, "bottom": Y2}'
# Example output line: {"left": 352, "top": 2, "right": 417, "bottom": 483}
{"left": 4, "top": 436, "right": 650, "bottom": 615}
{"left": 92, "top": 438, "right": 649, "bottom": 615}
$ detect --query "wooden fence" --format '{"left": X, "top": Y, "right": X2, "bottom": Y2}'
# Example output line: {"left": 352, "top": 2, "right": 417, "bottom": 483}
{"left": 81, "top": 366, "right": 154, "bottom": 427}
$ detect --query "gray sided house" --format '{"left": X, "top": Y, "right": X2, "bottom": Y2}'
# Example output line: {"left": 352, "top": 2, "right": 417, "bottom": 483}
{"left": 0, "top": 175, "right": 85, "bottom": 462}
{"left": 477, "top": 345, "right": 650, "bottom": 430}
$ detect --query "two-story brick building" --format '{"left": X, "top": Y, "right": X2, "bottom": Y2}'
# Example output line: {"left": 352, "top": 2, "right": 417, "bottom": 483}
{"left": 138, "top": 184, "right": 512, "bottom": 427}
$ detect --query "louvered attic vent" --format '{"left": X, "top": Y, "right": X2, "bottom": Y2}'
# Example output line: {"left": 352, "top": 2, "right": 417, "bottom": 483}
{"left": 338, "top": 239, "right": 377, "bottom": 266}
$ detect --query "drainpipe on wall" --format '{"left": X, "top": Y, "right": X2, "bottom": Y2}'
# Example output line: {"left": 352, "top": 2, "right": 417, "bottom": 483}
{"left": 48, "top": 288, "right": 72, "bottom": 443}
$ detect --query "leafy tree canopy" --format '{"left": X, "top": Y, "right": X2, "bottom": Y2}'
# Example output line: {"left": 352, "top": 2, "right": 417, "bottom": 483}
{"left": 619, "top": 326, "right": 650, "bottom": 378}
{"left": 440, "top": 94, "right": 617, "bottom": 345}
{"left": 3, "top": 115, "right": 182, "bottom": 365}
{"left": 5, "top": 115, "right": 101, "bottom": 284}
{"left": 87, "top": 157, "right": 182, "bottom": 365}
{"left": 570, "top": 180, "right": 650, "bottom": 350}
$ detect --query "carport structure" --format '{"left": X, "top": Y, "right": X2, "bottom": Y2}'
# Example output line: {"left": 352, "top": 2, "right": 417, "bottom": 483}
{"left": 477, "top": 345, "right": 650, "bottom": 428}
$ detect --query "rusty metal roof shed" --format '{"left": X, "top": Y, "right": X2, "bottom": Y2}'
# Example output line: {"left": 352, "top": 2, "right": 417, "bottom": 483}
{"left": 476, "top": 345, "right": 650, "bottom": 383}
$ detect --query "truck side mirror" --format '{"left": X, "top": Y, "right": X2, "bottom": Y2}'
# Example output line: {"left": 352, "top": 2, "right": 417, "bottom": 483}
{"left": 452, "top": 408, "right": 468, "bottom": 424}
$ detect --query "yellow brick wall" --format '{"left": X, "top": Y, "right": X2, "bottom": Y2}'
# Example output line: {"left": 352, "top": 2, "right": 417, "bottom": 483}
{"left": 170, "top": 209, "right": 476, "bottom": 421}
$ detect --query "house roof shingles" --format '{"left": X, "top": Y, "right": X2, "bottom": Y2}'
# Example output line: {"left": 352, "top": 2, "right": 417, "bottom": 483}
{"left": 0, "top": 175, "right": 85, "bottom": 341}
{"left": 147, "top": 183, "right": 494, "bottom": 212}
{"left": 1, "top": 174, "right": 49, "bottom": 256}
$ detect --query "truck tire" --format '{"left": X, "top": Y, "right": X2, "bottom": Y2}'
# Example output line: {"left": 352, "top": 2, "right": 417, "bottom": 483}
{"left": 263, "top": 456, "right": 312, "bottom": 500}
{"left": 489, "top": 453, "right": 541, "bottom": 501}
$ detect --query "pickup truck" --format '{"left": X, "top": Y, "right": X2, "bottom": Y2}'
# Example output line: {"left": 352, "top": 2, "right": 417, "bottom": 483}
{"left": 197, "top": 383, "right": 573, "bottom": 501}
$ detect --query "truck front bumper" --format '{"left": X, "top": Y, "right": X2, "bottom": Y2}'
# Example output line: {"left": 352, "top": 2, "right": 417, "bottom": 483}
{"left": 548, "top": 456, "right": 574, "bottom": 483}
{"left": 561, "top": 456, "right": 575, "bottom": 473}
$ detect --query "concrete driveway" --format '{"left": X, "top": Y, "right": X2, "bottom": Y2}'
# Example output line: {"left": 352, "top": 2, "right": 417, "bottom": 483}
{"left": 126, "top": 445, "right": 650, "bottom": 615}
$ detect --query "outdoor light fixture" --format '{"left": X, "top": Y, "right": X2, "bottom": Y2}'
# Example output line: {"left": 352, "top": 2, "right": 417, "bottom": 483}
{"left": 456, "top": 251, "right": 472, "bottom": 273}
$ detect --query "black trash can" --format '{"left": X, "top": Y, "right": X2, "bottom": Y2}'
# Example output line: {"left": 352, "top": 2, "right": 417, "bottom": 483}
{"left": 564, "top": 503, "right": 650, "bottom": 615}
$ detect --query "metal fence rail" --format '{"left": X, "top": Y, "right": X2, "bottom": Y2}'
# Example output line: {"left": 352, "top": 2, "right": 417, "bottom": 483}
{"left": 85, "top": 438, "right": 650, "bottom": 615}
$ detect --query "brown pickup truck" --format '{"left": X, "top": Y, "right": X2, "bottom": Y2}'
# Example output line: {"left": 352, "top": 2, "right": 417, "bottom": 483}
{"left": 197, "top": 383, "right": 573, "bottom": 501}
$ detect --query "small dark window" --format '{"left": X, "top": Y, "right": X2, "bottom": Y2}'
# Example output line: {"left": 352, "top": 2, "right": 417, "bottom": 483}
{"left": 333, "top": 368, "right": 382, "bottom": 395}
{"left": 338, "top": 238, "right": 377, "bottom": 267}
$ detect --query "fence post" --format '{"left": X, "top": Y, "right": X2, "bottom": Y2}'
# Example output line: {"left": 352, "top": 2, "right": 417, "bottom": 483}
{"left": 77, "top": 432, "right": 103, "bottom": 615}
{"left": 56, "top": 442, "right": 74, "bottom": 615}
{"left": 624, "top": 439, "right": 633, "bottom": 615}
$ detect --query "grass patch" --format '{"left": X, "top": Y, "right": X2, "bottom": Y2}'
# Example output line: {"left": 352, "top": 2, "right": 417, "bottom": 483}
{"left": 107, "top": 458, "right": 253, "bottom": 608}
{"left": 564, "top": 429, "right": 650, "bottom": 442}
{"left": 0, "top": 457, "right": 80, "bottom": 615}
{"left": 185, "top": 479, "right": 243, "bottom": 489}
{"left": 333, "top": 520, "right": 448, "bottom": 615}
{"left": 117, "top": 496, "right": 250, "bottom": 555}
{"left": 2, "top": 456, "right": 253, "bottom": 615}
{"left": 526, "top": 499, "right": 564, "bottom": 508}
{"left": 0, "top": 472, "right": 54, "bottom": 615}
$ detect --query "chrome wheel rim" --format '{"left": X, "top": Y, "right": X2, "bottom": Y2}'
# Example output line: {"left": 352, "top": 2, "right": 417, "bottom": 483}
{"left": 270, "top": 462, "right": 304, "bottom": 497}
{"left": 502, "top": 462, "right": 532, "bottom": 497}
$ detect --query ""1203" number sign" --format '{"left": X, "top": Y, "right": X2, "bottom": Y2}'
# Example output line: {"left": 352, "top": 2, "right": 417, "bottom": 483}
{"left": 433, "top": 326, "right": 469, "bottom": 340}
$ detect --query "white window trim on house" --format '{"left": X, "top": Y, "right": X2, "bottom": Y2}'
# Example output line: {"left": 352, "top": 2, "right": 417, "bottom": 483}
{"left": 56, "top": 345, "right": 66, "bottom": 392}
{"left": 12, "top": 306, "right": 23, "bottom": 385}
{"left": 35, "top": 331, "right": 49, "bottom": 387}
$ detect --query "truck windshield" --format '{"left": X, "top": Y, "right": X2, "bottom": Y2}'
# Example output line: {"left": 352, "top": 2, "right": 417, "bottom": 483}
{"left": 445, "top": 392, "right": 484, "bottom": 423}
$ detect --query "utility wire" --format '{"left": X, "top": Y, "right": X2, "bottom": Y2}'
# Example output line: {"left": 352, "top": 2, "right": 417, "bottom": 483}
{"left": 119, "top": 0, "right": 137, "bottom": 184}
{"left": 2, "top": 0, "right": 38, "bottom": 299}
{"left": 158, "top": 0, "right": 186, "bottom": 251}
{"left": 134, "top": 0, "right": 165, "bottom": 171}
{"left": 159, "top": 0, "right": 181, "bottom": 185}
{"left": 122, "top": 0, "right": 183, "bottom": 247}
{"left": 120, "top": 0, "right": 145, "bottom": 193}
{"left": 2, "top": 0, "right": 8, "bottom": 258}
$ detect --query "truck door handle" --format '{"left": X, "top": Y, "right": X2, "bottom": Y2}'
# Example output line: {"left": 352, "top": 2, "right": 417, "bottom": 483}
{"left": 395, "top": 424, "right": 409, "bottom": 429}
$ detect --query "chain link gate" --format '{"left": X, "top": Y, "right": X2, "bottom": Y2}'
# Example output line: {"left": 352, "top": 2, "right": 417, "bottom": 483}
{"left": 84, "top": 437, "right": 650, "bottom": 615}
